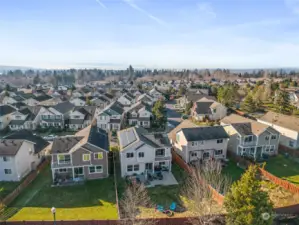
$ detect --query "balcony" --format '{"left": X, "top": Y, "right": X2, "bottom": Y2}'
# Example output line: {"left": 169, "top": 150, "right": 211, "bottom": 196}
{"left": 240, "top": 141, "right": 257, "bottom": 147}
{"left": 51, "top": 160, "right": 72, "bottom": 168}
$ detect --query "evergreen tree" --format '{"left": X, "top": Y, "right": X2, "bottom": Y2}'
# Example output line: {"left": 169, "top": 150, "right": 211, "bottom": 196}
{"left": 241, "top": 93, "right": 256, "bottom": 113}
{"left": 152, "top": 99, "right": 165, "bottom": 127}
{"left": 274, "top": 90, "right": 291, "bottom": 114}
{"left": 185, "top": 101, "right": 193, "bottom": 115}
{"left": 224, "top": 165, "right": 273, "bottom": 225}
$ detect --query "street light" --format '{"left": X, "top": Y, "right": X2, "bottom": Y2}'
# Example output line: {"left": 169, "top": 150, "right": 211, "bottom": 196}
{"left": 51, "top": 207, "right": 56, "bottom": 225}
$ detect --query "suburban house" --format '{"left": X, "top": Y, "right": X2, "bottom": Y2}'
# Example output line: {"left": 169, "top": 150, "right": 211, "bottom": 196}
{"left": 125, "top": 101, "right": 152, "bottom": 128}
{"left": 97, "top": 101, "right": 125, "bottom": 131}
{"left": 117, "top": 93, "right": 135, "bottom": 107}
{"left": 172, "top": 126, "right": 229, "bottom": 163}
{"left": 70, "top": 97, "right": 89, "bottom": 106}
{"left": 176, "top": 91, "right": 216, "bottom": 109}
{"left": 257, "top": 111, "right": 299, "bottom": 149}
{"left": 0, "top": 105, "right": 17, "bottom": 130}
{"left": 9, "top": 106, "right": 45, "bottom": 131}
{"left": 221, "top": 114, "right": 280, "bottom": 160}
{"left": 50, "top": 126, "right": 109, "bottom": 183}
{"left": 91, "top": 96, "right": 110, "bottom": 108}
{"left": 68, "top": 106, "right": 96, "bottom": 130}
{"left": 137, "top": 93, "right": 155, "bottom": 106}
{"left": 0, "top": 130, "right": 49, "bottom": 181}
{"left": 149, "top": 88, "right": 165, "bottom": 101}
{"left": 191, "top": 97, "right": 227, "bottom": 121}
{"left": 118, "top": 126, "right": 172, "bottom": 177}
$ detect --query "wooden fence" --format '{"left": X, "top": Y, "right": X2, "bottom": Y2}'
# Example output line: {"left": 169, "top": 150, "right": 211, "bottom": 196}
{"left": 171, "top": 149, "right": 225, "bottom": 205}
{"left": 1, "top": 159, "right": 50, "bottom": 208}
{"left": 278, "top": 144, "right": 299, "bottom": 157}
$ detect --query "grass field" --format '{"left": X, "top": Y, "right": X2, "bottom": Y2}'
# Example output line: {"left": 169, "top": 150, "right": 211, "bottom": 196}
{"left": 222, "top": 159, "right": 244, "bottom": 183}
{"left": 1, "top": 167, "right": 118, "bottom": 221}
{"left": 265, "top": 154, "right": 299, "bottom": 185}
{"left": 0, "top": 182, "right": 20, "bottom": 199}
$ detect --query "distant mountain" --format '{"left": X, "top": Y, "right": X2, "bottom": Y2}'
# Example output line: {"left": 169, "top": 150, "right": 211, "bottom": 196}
{"left": 0, "top": 65, "right": 36, "bottom": 73}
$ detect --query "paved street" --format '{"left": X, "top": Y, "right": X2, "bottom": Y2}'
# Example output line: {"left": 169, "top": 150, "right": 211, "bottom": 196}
{"left": 165, "top": 100, "right": 183, "bottom": 131}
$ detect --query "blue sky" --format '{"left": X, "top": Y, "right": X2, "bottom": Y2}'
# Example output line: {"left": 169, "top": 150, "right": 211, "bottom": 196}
{"left": 1, "top": 0, "right": 299, "bottom": 69}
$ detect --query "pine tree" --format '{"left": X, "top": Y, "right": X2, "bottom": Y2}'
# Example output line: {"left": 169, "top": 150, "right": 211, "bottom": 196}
{"left": 224, "top": 165, "right": 273, "bottom": 225}
{"left": 274, "top": 90, "right": 291, "bottom": 114}
{"left": 241, "top": 93, "right": 256, "bottom": 113}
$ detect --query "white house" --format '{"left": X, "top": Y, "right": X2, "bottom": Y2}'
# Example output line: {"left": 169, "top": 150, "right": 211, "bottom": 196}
{"left": 70, "top": 97, "right": 86, "bottom": 106}
{"left": 97, "top": 101, "right": 124, "bottom": 131}
{"left": 149, "top": 88, "right": 165, "bottom": 101}
{"left": 68, "top": 106, "right": 96, "bottom": 131}
{"left": 125, "top": 101, "right": 152, "bottom": 128}
{"left": 118, "top": 126, "right": 172, "bottom": 177}
{"left": 117, "top": 93, "right": 135, "bottom": 108}
{"left": 0, "top": 130, "right": 49, "bottom": 181}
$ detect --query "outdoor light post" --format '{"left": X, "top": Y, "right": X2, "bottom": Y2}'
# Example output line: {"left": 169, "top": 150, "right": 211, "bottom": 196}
{"left": 51, "top": 207, "right": 56, "bottom": 225}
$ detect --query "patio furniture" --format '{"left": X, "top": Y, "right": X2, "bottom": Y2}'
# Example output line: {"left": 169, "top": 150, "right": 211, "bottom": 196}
{"left": 169, "top": 202, "right": 186, "bottom": 213}
{"left": 155, "top": 205, "right": 174, "bottom": 217}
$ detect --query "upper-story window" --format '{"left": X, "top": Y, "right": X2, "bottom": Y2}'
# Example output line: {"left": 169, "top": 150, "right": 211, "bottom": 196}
{"left": 271, "top": 135, "right": 277, "bottom": 140}
{"left": 156, "top": 149, "right": 165, "bottom": 157}
{"left": 265, "top": 136, "right": 270, "bottom": 141}
{"left": 3, "top": 156, "right": 10, "bottom": 162}
{"left": 126, "top": 153, "right": 134, "bottom": 158}
{"left": 244, "top": 136, "right": 253, "bottom": 143}
{"left": 83, "top": 154, "right": 91, "bottom": 161}
{"left": 191, "top": 142, "right": 196, "bottom": 146}
{"left": 217, "top": 139, "right": 223, "bottom": 144}
{"left": 58, "top": 154, "right": 71, "bottom": 164}
{"left": 131, "top": 112, "right": 137, "bottom": 118}
{"left": 94, "top": 153, "right": 103, "bottom": 160}
{"left": 138, "top": 152, "right": 144, "bottom": 158}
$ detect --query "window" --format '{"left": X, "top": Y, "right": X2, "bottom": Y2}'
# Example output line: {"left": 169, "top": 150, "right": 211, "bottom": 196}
{"left": 126, "top": 153, "right": 134, "bottom": 158}
{"left": 56, "top": 115, "right": 61, "bottom": 119}
{"left": 83, "top": 154, "right": 90, "bottom": 161}
{"left": 4, "top": 169, "right": 12, "bottom": 174}
{"left": 74, "top": 115, "right": 80, "bottom": 119}
{"left": 58, "top": 168, "right": 67, "bottom": 173}
{"left": 155, "top": 149, "right": 165, "bottom": 157}
{"left": 134, "top": 164, "right": 139, "bottom": 171}
{"left": 191, "top": 142, "right": 195, "bottom": 146}
{"left": 289, "top": 140, "right": 295, "bottom": 148}
{"left": 94, "top": 153, "right": 103, "bottom": 160}
{"left": 203, "top": 152, "right": 210, "bottom": 159}
{"left": 191, "top": 152, "right": 197, "bottom": 157}
{"left": 215, "top": 150, "right": 223, "bottom": 155}
{"left": 271, "top": 135, "right": 277, "bottom": 140}
{"left": 217, "top": 139, "right": 223, "bottom": 144}
{"left": 159, "top": 161, "right": 166, "bottom": 166}
{"left": 244, "top": 136, "right": 253, "bottom": 142}
{"left": 138, "top": 152, "right": 144, "bottom": 158}
{"left": 270, "top": 145, "right": 275, "bottom": 152}
{"left": 265, "top": 136, "right": 269, "bottom": 141}
{"left": 15, "top": 115, "right": 21, "bottom": 119}
{"left": 58, "top": 154, "right": 71, "bottom": 164}
{"left": 176, "top": 134, "right": 180, "bottom": 143}
{"left": 249, "top": 148, "right": 255, "bottom": 154}
{"left": 127, "top": 165, "right": 133, "bottom": 172}
{"left": 89, "top": 165, "right": 103, "bottom": 174}
{"left": 265, "top": 146, "right": 270, "bottom": 152}
{"left": 3, "top": 156, "right": 10, "bottom": 162}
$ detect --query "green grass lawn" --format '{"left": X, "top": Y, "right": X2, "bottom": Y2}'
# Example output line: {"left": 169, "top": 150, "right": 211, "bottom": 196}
{"left": 222, "top": 159, "right": 244, "bottom": 183}
{"left": 1, "top": 167, "right": 118, "bottom": 221}
{"left": 0, "top": 181, "right": 20, "bottom": 199}
{"left": 265, "top": 154, "right": 299, "bottom": 185}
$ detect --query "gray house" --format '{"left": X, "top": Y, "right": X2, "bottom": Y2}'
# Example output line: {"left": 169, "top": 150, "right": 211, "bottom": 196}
{"left": 221, "top": 114, "right": 280, "bottom": 160}
{"left": 50, "top": 126, "right": 109, "bottom": 184}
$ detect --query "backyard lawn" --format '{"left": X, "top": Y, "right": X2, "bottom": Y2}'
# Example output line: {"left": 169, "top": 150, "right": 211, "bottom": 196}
{"left": 0, "top": 182, "right": 20, "bottom": 199}
{"left": 222, "top": 159, "right": 244, "bottom": 183}
{"left": 265, "top": 154, "right": 299, "bottom": 185}
{"left": 1, "top": 167, "right": 118, "bottom": 221}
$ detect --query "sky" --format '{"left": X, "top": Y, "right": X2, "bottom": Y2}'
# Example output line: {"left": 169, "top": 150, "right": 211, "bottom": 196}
{"left": 1, "top": 0, "right": 299, "bottom": 69}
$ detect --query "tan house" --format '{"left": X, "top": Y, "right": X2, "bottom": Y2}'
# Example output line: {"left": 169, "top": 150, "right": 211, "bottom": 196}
{"left": 257, "top": 111, "right": 299, "bottom": 149}
{"left": 191, "top": 97, "right": 227, "bottom": 121}
{"left": 172, "top": 125, "right": 229, "bottom": 163}
{"left": 50, "top": 125, "right": 109, "bottom": 184}
{"left": 221, "top": 114, "right": 280, "bottom": 160}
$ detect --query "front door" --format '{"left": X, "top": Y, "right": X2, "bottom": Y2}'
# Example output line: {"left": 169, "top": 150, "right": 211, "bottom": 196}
{"left": 74, "top": 167, "right": 84, "bottom": 178}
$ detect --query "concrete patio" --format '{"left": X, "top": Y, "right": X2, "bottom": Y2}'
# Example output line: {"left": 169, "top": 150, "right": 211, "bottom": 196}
{"left": 146, "top": 172, "right": 178, "bottom": 188}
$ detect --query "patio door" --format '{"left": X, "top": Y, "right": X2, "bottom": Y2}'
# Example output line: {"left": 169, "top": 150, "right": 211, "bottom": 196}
{"left": 74, "top": 167, "right": 84, "bottom": 178}
{"left": 145, "top": 163, "right": 153, "bottom": 172}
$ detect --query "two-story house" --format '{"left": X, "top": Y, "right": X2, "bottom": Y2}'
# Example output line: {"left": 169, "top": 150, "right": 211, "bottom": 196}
{"left": 172, "top": 126, "right": 229, "bottom": 163}
{"left": 0, "top": 130, "right": 49, "bottom": 181}
{"left": 68, "top": 106, "right": 96, "bottom": 130}
{"left": 257, "top": 111, "right": 299, "bottom": 149}
{"left": 50, "top": 126, "right": 109, "bottom": 184}
{"left": 91, "top": 96, "right": 110, "bottom": 109}
{"left": 125, "top": 101, "right": 152, "bottom": 128}
{"left": 118, "top": 126, "right": 172, "bottom": 177}
{"left": 176, "top": 91, "right": 216, "bottom": 109}
{"left": 148, "top": 88, "right": 165, "bottom": 101}
{"left": 191, "top": 97, "right": 227, "bottom": 121}
{"left": 117, "top": 93, "right": 135, "bottom": 108}
{"left": 97, "top": 101, "right": 125, "bottom": 131}
{"left": 70, "top": 97, "right": 92, "bottom": 106}
{"left": 221, "top": 114, "right": 280, "bottom": 160}
{"left": 137, "top": 93, "right": 155, "bottom": 106}
{"left": 0, "top": 105, "right": 17, "bottom": 130}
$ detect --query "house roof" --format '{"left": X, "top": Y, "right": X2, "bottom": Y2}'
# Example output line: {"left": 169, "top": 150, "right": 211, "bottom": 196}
{"left": 194, "top": 102, "right": 214, "bottom": 114}
{"left": 185, "top": 92, "right": 216, "bottom": 102}
{"left": 69, "top": 119, "right": 84, "bottom": 125}
{"left": 11, "top": 102, "right": 27, "bottom": 109}
{"left": 168, "top": 120, "right": 198, "bottom": 143}
{"left": 259, "top": 111, "right": 299, "bottom": 132}
{"left": 4, "top": 130, "right": 50, "bottom": 154}
{"left": 221, "top": 114, "right": 272, "bottom": 136}
{"left": 125, "top": 101, "right": 151, "bottom": 114}
{"left": 180, "top": 126, "right": 229, "bottom": 142}
{"left": 0, "top": 140, "right": 24, "bottom": 156}
{"left": 0, "top": 105, "right": 16, "bottom": 116}
{"left": 51, "top": 136, "right": 84, "bottom": 154}
{"left": 9, "top": 120, "right": 26, "bottom": 125}
{"left": 34, "top": 95, "right": 53, "bottom": 102}
{"left": 52, "top": 101, "right": 75, "bottom": 114}
{"left": 87, "top": 126, "right": 109, "bottom": 151}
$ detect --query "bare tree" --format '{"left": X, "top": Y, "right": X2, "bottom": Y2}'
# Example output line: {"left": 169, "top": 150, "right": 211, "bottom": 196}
{"left": 182, "top": 160, "right": 231, "bottom": 225}
{"left": 120, "top": 183, "right": 156, "bottom": 225}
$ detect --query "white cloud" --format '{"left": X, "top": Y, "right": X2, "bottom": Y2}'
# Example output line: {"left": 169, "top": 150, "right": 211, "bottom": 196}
{"left": 197, "top": 2, "right": 216, "bottom": 18}
{"left": 285, "top": 0, "right": 299, "bottom": 14}
{"left": 123, "top": 0, "right": 167, "bottom": 26}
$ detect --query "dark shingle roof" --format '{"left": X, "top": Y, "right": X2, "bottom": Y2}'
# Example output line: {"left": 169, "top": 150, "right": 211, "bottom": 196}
{"left": 0, "top": 140, "right": 24, "bottom": 156}
{"left": 231, "top": 123, "right": 254, "bottom": 136}
{"left": 51, "top": 136, "right": 84, "bottom": 154}
{"left": 52, "top": 101, "right": 75, "bottom": 114}
{"left": 180, "top": 126, "right": 229, "bottom": 142}
{"left": 4, "top": 130, "right": 50, "bottom": 154}
{"left": 9, "top": 120, "right": 26, "bottom": 125}
{"left": 34, "top": 95, "right": 52, "bottom": 102}
{"left": 69, "top": 119, "right": 84, "bottom": 125}
{"left": 11, "top": 102, "right": 27, "bottom": 109}
{"left": 194, "top": 102, "right": 213, "bottom": 114}
{"left": 0, "top": 105, "right": 16, "bottom": 116}
{"left": 87, "top": 127, "right": 109, "bottom": 151}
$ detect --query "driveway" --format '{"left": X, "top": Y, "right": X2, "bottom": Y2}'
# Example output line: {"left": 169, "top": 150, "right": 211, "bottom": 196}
{"left": 165, "top": 100, "right": 183, "bottom": 130}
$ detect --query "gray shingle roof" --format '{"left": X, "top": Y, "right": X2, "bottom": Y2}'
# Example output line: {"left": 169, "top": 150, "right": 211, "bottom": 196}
{"left": 180, "top": 126, "right": 229, "bottom": 142}
{"left": 52, "top": 101, "right": 75, "bottom": 114}
{"left": 69, "top": 119, "right": 84, "bottom": 125}
{"left": 0, "top": 105, "right": 16, "bottom": 116}
{"left": 87, "top": 127, "right": 109, "bottom": 151}
{"left": 194, "top": 102, "right": 213, "bottom": 114}
{"left": 51, "top": 136, "right": 84, "bottom": 154}
{"left": 9, "top": 120, "right": 26, "bottom": 126}
{"left": 0, "top": 140, "right": 23, "bottom": 156}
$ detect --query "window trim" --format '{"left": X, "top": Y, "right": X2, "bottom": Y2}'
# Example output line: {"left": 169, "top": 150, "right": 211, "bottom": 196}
{"left": 94, "top": 152, "right": 103, "bottom": 160}
{"left": 57, "top": 154, "right": 71, "bottom": 165}
{"left": 127, "top": 165, "right": 133, "bottom": 172}
{"left": 4, "top": 169, "right": 12, "bottom": 174}
{"left": 126, "top": 152, "right": 134, "bottom": 158}
{"left": 83, "top": 154, "right": 91, "bottom": 162}
{"left": 138, "top": 152, "right": 144, "bottom": 158}
{"left": 217, "top": 139, "right": 223, "bottom": 144}
{"left": 88, "top": 165, "right": 103, "bottom": 174}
